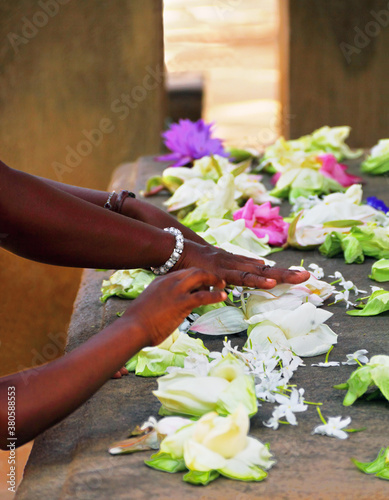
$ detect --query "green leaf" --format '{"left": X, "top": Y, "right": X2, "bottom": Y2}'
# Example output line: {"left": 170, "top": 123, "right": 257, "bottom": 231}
{"left": 219, "top": 464, "right": 267, "bottom": 482}
{"left": 361, "top": 151, "right": 389, "bottom": 175}
{"left": 163, "top": 175, "right": 184, "bottom": 193}
{"left": 347, "top": 289, "right": 389, "bottom": 316}
{"left": 145, "top": 175, "right": 164, "bottom": 194}
{"left": 319, "top": 232, "right": 344, "bottom": 258}
{"left": 370, "top": 259, "right": 389, "bottom": 282}
{"left": 230, "top": 159, "right": 252, "bottom": 177}
{"left": 371, "top": 365, "right": 389, "bottom": 401}
{"left": 341, "top": 366, "right": 373, "bottom": 406}
{"left": 227, "top": 147, "right": 256, "bottom": 163}
{"left": 287, "top": 212, "right": 303, "bottom": 248}
{"left": 351, "top": 447, "right": 389, "bottom": 475}
{"left": 322, "top": 220, "right": 363, "bottom": 228}
{"left": 145, "top": 452, "right": 187, "bottom": 473}
{"left": 341, "top": 234, "right": 364, "bottom": 264}
{"left": 333, "top": 382, "right": 348, "bottom": 390}
{"left": 125, "top": 355, "right": 138, "bottom": 372}
{"left": 183, "top": 470, "right": 220, "bottom": 485}
{"left": 376, "top": 469, "right": 389, "bottom": 480}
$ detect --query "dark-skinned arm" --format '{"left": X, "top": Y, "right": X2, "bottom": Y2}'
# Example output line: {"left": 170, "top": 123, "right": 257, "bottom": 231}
{"left": 41, "top": 176, "right": 208, "bottom": 245}
{"left": 0, "top": 269, "right": 227, "bottom": 449}
{"left": 0, "top": 161, "right": 309, "bottom": 288}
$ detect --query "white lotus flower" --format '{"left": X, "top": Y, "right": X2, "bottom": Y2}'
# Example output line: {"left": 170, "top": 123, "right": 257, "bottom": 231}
{"left": 313, "top": 416, "right": 351, "bottom": 440}
{"left": 369, "top": 138, "right": 389, "bottom": 158}
{"left": 199, "top": 218, "right": 272, "bottom": 260}
{"left": 289, "top": 185, "right": 378, "bottom": 247}
{"left": 191, "top": 269, "right": 334, "bottom": 337}
{"left": 178, "top": 174, "right": 238, "bottom": 228}
{"left": 234, "top": 172, "right": 280, "bottom": 205}
{"left": 164, "top": 178, "right": 217, "bottom": 212}
{"left": 261, "top": 137, "right": 315, "bottom": 173}
{"left": 306, "top": 125, "right": 362, "bottom": 159}
{"left": 153, "top": 405, "right": 275, "bottom": 482}
{"left": 126, "top": 330, "right": 209, "bottom": 377}
{"left": 247, "top": 302, "right": 338, "bottom": 357}
{"left": 153, "top": 355, "right": 258, "bottom": 418}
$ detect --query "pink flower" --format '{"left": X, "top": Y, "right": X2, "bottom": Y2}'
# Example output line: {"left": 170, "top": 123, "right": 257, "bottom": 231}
{"left": 233, "top": 199, "right": 289, "bottom": 246}
{"left": 271, "top": 172, "right": 281, "bottom": 185}
{"left": 318, "top": 154, "right": 363, "bottom": 187}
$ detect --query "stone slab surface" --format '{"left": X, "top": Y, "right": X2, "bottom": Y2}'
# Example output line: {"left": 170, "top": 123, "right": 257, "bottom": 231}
{"left": 16, "top": 157, "right": 389, "bottom": 499}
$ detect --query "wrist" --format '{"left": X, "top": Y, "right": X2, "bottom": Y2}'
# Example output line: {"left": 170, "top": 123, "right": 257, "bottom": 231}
{"left": 114, "top": 314, "right": 152, "bottom": 350}
{"left": 151, "top": 227, "right": 185, "bottom": 275}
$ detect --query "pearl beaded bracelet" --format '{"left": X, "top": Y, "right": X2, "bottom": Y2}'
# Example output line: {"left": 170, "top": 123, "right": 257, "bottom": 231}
{"left": 150, "top": 227, "right": 184, "bottom": 275}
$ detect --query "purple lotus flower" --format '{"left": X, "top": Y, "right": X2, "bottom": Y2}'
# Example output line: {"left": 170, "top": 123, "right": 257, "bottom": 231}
{"left": 366, "top": 196, "right": 389, "bottom": 213}
{"left": 156, "top": 119, "right": 229, "bottom": 167}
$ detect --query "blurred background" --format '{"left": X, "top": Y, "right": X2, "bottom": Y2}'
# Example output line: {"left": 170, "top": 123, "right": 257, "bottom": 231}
{"left": 1, "top": 1, "right": 389, "bottom": 497}
{"left": 164, "top": 0, "right": 280, "bottom": 147}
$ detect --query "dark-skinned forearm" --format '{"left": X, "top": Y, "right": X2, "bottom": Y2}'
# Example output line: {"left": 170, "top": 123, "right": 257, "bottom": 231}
{"left": 0, "top": 162, "right": 174, "bottom": 269}
{"left": 40, "top": 176, "right": 208, "bottom": 245}
{"left": 0, "top": 315, "right": 149, "bottom": 448}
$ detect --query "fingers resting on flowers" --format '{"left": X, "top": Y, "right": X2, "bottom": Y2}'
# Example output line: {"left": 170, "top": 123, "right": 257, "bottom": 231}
{"left": 175, "top": 240, "right": 310, "bottom": 289}
{"left": 122, "top": 268, "right": 227, "bottom": 346}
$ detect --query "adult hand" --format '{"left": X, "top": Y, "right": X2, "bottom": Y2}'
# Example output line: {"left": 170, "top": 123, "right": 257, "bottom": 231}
{"left": 175, "top": 240, "right": 310, "bottom": 289}
{"left": 121, "top": 268, "right": 227, "bottom": 346}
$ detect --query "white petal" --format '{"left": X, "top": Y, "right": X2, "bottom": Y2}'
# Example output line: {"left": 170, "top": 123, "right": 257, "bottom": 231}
{"left": 288, "top": 325, "right": 338, "bottom": 357}
{"left": 277, "top": 303, "right": 333, "bottom": 339}
{"left": 154, "top": 372, "right": 229, "bottom": 416}
{"left": 190, "top": 307, "right": 246, "bottom": 335}
{"left": 184, "top": 439, "right": 226, "bottom": 471}
{"left": 248, "top": 322, "right": 290, "bottom": 351}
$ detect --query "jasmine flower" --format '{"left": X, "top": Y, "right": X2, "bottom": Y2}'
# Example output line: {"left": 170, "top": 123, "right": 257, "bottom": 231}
{"left": 313, "top": 416, "right": 351, "bottom": 440}
{"left": 263, "top": 406, "right": 285, "bottom": 430}
{"left": 330, "top": 271, "right": 367, "bottom": 295}
{"left": 308, "top": 263, "right": 324, "bottom": 279}
{"left": 255, "top": 372, "right": 286, "bottom": 403}
{"left": 273, "top": 388, "right": 308, "bottom": 426}
{"left": 342, "top": 349, "right": 369, "bottom": 366}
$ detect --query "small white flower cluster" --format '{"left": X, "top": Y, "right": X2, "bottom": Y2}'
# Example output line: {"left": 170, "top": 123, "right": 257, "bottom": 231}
{"left": 215, "top": 340, "right": 308, "bottom": 430}
{"left": 329, "top": 271, "right": 367, "bottom": 309}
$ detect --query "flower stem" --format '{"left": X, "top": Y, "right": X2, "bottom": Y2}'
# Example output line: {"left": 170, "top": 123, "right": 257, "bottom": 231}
{"left": 316, "top": 407, "right": 327, "bottom": 425}
{"left": 325, "top": 346, "right": 334, "bottom": 363}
